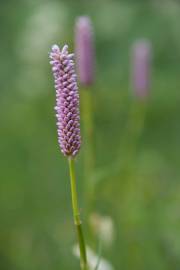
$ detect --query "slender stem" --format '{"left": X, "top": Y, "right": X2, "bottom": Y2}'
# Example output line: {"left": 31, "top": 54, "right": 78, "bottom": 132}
{"left": 90, "top": 100, "right": 147, "bottom": 186}
{"left": 81, "top": 88, "right": 95, "bottom": 212}
{"left": 68, "top": 157, "right": 88, "bottom": 270}
{"left": 122, "top": 100, "right": 147, "bottom": 164}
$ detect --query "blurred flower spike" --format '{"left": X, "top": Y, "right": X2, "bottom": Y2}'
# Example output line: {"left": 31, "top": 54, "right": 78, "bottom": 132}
{"left": 132, "top": 39, "right": 152, "bottom": 100}
{"left": 49, "top": 44, "right": 81, "bottom": 157}
{"left": 89, "top": 213, "right": 115, "bottom": 248}
{"left": 75, "top": 16, "right": 95, "bottom": 86}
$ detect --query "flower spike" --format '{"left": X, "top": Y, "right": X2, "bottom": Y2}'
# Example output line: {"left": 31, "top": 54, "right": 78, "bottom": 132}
{"left": 50, "top": 44, "right": 81, "bottom": 157}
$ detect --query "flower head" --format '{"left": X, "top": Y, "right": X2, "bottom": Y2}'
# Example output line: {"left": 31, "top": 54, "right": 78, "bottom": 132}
{"left": 49, "top": 44, "right": 81, "bottom": 157}
{"left": 75, "top": 16, "right": 95, "bottom": 86}
{"left": 131, "top": 39, "right": 152, "bottom": 99}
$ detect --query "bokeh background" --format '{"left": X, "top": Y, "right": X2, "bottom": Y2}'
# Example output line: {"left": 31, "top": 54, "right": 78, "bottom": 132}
{"left": 0, "top": 0, "right": 180, "bottom": 269}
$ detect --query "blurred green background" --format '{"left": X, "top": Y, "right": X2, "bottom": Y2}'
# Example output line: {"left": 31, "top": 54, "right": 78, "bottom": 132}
{"left": 0, "top": 0, "right": 180, "bottom": 269}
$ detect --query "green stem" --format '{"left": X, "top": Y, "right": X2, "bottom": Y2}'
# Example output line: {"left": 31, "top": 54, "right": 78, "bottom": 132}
{"left": 68, "top": 157, "right": 88, "bottom": 270}
{"left": 81, "top": 88, "right": 95, "bottom": 213}
{"left": 121, "top": 100, "right": 147, "bottom": 165}
{"left": 90, "top": 100, "right": 147, "bottom": 186}
{"left": 81, "top": 88, "right": 94, "bottom": 177}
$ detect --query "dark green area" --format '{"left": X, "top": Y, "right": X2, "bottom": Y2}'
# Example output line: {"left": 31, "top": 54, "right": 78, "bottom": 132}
{"left": 0, "top": 0, "right": 180, "bottom": 269}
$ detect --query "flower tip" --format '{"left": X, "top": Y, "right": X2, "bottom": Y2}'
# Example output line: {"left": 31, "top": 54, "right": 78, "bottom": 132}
{"left": 61, "top": 44, "right": 69, "bottom": 54}
{"left": 77, "top": 16, "right": 91, "bottom": 26}
{"left": 52, "top": 44, "right": 60, "bottom": 51}
{"left": 133, "top": 39, "right": 152, "bottom": 58}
